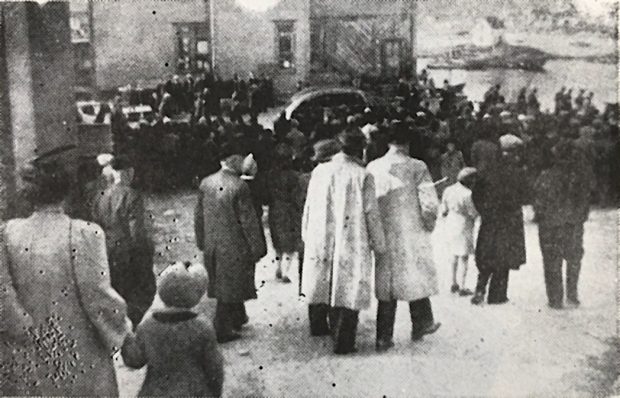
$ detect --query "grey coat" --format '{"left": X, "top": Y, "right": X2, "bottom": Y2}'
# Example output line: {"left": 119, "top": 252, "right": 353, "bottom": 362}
{"left": 195, "top": 169, "right": 267, "bottom": 303}
{"left": 0, "top": 211, "right": 131, "bottom": 396}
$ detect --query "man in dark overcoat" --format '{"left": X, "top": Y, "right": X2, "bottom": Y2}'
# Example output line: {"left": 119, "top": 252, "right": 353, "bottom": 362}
{"left": 195, "top": 143, "right": 267, "bottom": 343}
{"left": 471, "top": 134, "right": 528, "bottom": 305}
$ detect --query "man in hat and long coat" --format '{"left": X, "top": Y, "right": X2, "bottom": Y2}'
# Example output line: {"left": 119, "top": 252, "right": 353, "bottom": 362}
{"left": 471, "top": 134, "right": 528, "bottom": 305}
{"left": 301, "top": 131, "right": 385, "bottom": 354}
{"left": 367, "top": 123, "right": 442, "bottom": 351}
{"left": 195, "top": 143, "right": 266, "bottom": 343}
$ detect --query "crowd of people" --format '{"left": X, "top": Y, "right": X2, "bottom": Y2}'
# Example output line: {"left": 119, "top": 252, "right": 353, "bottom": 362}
{"left": 1, "top": 68, "right": 618, "bottom": 395}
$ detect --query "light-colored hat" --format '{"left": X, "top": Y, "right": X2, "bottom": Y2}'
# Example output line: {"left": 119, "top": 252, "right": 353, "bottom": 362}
{"left": 311, "top": 139, "right": 341, "bottom": 162}
{"left": 457, "top": 167, "right": 478, "bottom": 182}
{"left": 364, "top": 107, "right": 372, "bottom": 114}
{"left": 500, "top": 110, "right": 512, "bottom": 118}
{"left": 96, "top": 153, "right": 114, "bottom": 167}
{"left": 499, "top": 134, "right": 524, "bottom": 150}
{"left": 158, "top": 261, "right": 208, "bottom": 308}
{"left": 241, "top": 153, "right": 258, "bottom": 180}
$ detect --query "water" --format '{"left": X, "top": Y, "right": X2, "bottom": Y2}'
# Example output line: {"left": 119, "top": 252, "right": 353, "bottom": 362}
{"left": 418, "top": 58, "right": 618, "bottom": 112}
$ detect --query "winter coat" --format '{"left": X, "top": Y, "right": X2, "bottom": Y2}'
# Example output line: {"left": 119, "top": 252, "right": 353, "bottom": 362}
{"left": 471, "top": 139, "right": 500, "bottom": 175}
{"left": 122, "top": 311, "right": 224, "bottom": 397}
{"left": 301, "top": 153, "right": 386, "bottom": 311}
{"left": 472, "top": 160, "right": 527, "bottom": 271}
{"left": 195, "top": 169, "right": 266, "bottom": 303}
{"left": 267, "top": 168, "right": 302, "bottom": 253}
{"left": 0, "top": 211, "right": 131, "bottom": 396}
{"left": 533, "top": 167, "right": 590, "bottom": 228}
{"left": 367, "top": 148, "right": 440, "bottom": 302}
{"left": 90, "top": 183, "right": 155, "bottom": 325}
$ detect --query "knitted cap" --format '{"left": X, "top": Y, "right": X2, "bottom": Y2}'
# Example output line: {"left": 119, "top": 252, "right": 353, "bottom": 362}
{"left": 158, "top": 262, "right": 208, "bottom": 308}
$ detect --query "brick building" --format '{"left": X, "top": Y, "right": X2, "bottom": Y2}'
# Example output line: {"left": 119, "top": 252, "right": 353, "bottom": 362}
{"left": 73, "top": 0, "right": 416, "bottom": 98}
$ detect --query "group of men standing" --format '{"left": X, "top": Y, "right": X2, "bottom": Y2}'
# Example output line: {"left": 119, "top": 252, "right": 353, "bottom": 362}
{"left": 302, "top": 126, "right": 442, "bottom": 353}
{"left": 193, "top": 122, "right": 443, "bottom": 353}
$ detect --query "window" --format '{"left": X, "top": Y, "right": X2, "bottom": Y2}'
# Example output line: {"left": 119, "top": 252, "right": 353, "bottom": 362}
{"left": 174, "top": 23, "right": 211, "bottom": 73}
{"left": 275, "top": 20, "right": 296, "bottom": 70}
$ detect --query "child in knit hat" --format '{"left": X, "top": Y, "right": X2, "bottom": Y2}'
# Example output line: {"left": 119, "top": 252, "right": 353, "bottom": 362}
{"left": 121, "top": 261, "right": 224, "bottom": 397}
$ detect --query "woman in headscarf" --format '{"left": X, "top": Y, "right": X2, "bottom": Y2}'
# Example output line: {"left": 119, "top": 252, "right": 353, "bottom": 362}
{"left": 1, "top": 156, "right": 131, "bottom": 395}
{"left": 267, "top": 143, "right": 302, "bottom": 283}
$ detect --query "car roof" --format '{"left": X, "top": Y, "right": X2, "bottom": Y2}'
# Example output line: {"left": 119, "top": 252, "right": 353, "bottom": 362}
{"left": 123, "top": 105, "right": 153, "bottom": 113}
{"left": 290, "top": 86, "right": 365, "bottom": 102}
{"left": 285, "top": 86, "right": 368, "bottom": 118}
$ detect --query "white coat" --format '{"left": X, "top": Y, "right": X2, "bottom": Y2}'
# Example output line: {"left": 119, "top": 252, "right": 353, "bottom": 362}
{"left": 439, "top": 182, "right": 479, "bottom": 256}
{"left": 301, "top": 153, "right": 385, "bottom": 311}
{"left": 367, "top": 147, "right": 440, "bottom": 302}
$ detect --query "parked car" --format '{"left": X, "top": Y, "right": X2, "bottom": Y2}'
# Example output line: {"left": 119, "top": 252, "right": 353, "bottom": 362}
{"left": 123, "top": 105, "right": 155, "bottom": 129}
{"left": 76, "top": 101, "right": 111, "bottom": 124}
{"left": 285, "top": 86, "right": 387, "bottom": 119}
{"left": 262, "top": 86, "right": 388, "bottom": 130}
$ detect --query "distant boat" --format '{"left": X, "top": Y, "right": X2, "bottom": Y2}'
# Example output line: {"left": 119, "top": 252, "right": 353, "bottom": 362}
{"left": 427, "top": 41, "right": 550, "bottom": 72}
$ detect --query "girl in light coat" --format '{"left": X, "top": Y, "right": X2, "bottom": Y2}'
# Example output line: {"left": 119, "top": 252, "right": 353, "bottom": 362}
{"left": 440, "top": 167, "right": 479, "bottom": 296}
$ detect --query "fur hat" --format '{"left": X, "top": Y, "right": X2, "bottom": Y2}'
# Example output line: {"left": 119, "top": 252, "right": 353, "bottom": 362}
{"left": 158, "top": 261, "right": 208, "bottom": 308}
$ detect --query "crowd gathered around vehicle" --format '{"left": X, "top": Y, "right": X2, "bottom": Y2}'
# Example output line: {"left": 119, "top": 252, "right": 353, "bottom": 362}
{"left": 2, "top": 68, "right": 619, "bottom": 396}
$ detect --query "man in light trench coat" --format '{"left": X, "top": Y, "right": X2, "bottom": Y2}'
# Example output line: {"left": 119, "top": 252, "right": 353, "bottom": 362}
{"left": 301, "top": 130, "right": 386, "bottom": 354}
{"left": 367, "top": 122, "right": 442, "bottom": 351}
{"left": 195, "top": 142, "right": 267, "bottom": 343}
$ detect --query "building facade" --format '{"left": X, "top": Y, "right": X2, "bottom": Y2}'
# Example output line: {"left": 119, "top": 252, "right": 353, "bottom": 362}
{"left": 73, "top": 0, "right": 415, "bottom": 98}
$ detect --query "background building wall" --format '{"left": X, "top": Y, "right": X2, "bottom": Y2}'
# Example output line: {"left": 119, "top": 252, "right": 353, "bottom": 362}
{"left": 92, "top": 0, "right": 208, "bottom": 90}
{"left": 213, "top": 0, "right": 310, "bottom": 96}
{"left": 310, "top": 0, "right": 407, "bottom": 17}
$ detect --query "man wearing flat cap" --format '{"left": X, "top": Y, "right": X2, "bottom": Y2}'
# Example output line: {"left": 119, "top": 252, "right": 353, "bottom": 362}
{"left": 194, "top": 142, "right": 266, "bottom": 343}
{"left": 301, "top": 130, "right": 385, "bottom": 354}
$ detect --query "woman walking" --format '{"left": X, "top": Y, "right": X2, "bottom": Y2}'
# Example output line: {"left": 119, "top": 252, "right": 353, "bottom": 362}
{"left": 267, "top": 143, "right": 302, "bottom": 283}
{"left": 534, "top": 139, "right": 591, "bottom": 309}
{"left": 1, "top": 155, "right": 131, "bottom": 395}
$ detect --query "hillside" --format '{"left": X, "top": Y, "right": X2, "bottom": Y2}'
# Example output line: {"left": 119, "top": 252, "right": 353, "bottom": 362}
{"left": 417, "top": 0, "right": 617, "bottom": 36}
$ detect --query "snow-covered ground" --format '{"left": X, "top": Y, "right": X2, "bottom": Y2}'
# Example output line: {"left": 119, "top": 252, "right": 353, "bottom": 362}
{"left": 115, "top": 191, "right": 618, "bottom": 397}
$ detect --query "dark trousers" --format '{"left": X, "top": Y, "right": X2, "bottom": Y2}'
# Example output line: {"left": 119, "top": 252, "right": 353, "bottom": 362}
{"left": 475, "top": 268, "right": 510, "bottom": 303}
{"left": 538, "top": 223, "right": 584, "bottom": 305}
{"left": 308, "top": 304, "right": 359, "bottom": 354}
{"left": 376, "top": 298, "right": 435, "bottom": 342}
{"left": 214, "top": 301, "right": 247, "bottom": 337}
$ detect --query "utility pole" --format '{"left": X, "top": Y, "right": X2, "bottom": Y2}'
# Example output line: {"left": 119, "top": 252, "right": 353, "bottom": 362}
{"left": 409, "top": 0, "right": 417, "bottom": 78}
{"left": 208, "top": 0, "right": 216, "bottom": 74}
